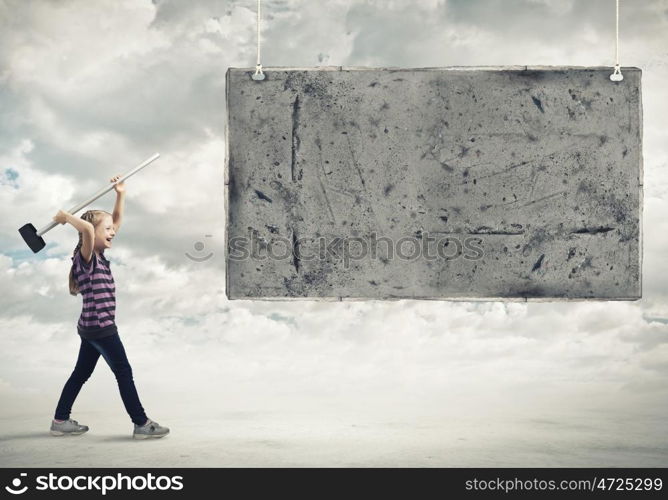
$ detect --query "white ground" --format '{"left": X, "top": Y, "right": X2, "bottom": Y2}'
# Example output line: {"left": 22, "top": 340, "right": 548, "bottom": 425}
{"left": 1, "top": 408, "right": 665, "bottom": 467}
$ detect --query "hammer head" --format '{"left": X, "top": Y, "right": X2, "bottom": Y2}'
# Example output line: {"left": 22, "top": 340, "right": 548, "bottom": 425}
{"left": 19, "top": 223, "right": 46, "bottom": 253}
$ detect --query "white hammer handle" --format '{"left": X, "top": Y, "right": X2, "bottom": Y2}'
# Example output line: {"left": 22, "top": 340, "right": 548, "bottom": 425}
{"left": 36, "top": 153, "right": 160, "bottom": 237}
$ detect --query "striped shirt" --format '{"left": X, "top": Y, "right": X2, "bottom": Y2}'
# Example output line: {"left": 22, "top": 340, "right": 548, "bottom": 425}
{"left": 72, "top": 249, "right": 117, "bottom": 340}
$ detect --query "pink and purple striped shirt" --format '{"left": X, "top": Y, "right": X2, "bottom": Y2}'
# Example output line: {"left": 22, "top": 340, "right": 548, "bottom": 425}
{"left": 72, "top": 249, "right": 117, "bottom": 339}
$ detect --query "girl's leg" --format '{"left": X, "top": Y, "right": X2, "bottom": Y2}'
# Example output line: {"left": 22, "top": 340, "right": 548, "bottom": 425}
{"left": 88, "top": 333, "right": 149, "bottom": 426}
{"left": 54, "top": 338, "right": 101, "bottom": 421}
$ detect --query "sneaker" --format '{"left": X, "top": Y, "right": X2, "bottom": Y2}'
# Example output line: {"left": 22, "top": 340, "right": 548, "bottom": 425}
{"left": 133, "top": 418, "right": 169, "bottom": 440}
{"left": 50, "top": 418, "right": 89, "bottom": 436}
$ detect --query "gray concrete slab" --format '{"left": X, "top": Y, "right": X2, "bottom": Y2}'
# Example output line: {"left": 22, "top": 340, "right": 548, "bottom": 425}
{"left": 225, "top": 66, "right": 642, "bottom": 300}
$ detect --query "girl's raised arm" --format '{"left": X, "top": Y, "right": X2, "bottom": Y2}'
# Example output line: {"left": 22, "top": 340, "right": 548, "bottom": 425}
{"left": 53, "top": 210, "right": 95, "bottom": 263}
{"left": 111, "top": 175, "right": 125, "bottom": 233}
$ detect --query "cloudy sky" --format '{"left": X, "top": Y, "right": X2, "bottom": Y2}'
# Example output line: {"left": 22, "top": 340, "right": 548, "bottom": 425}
{"left": 1, "top": 0, "right": 667, "bottom": 464}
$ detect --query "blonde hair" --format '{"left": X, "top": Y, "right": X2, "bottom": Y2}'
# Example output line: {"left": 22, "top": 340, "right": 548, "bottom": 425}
{"left": 68, "top": 210, "right": 112, "bottom": 296}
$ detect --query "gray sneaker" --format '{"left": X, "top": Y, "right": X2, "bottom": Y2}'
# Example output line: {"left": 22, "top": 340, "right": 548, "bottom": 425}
{"left": 50, "top": 418, "right": 89, "bottom": 436}
{"left": 133, "top": 418, "right": 169, "bottom": 439}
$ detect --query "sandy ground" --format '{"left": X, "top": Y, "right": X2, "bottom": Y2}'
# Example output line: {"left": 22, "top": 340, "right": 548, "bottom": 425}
{"left": 1, "top": 408, "right": 666, "bottom": 468}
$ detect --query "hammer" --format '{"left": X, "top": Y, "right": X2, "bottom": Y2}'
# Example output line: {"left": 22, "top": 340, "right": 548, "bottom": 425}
{"left": 18, "top": 153, "right": 160, "bottom": 253}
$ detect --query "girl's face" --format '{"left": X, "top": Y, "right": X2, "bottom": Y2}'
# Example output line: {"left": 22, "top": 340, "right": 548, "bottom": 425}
{"left": 94, "top": 214, "right": 116, "bottom": 252}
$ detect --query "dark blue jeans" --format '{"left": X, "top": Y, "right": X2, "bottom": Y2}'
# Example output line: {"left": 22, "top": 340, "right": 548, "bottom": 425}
{"left": 54, "top": 333, "right": 148, "bottom": 426}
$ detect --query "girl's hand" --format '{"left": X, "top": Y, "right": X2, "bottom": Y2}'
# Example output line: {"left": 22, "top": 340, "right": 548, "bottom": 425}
{"left": 111, "top": 174, "right": 125, "bottom": 193}
{"left": 53, "top": 209, "right": 69, "bottom": 225}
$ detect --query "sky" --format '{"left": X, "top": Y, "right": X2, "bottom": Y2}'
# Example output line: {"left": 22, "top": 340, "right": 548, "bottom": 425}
{"left": 1, "top": 0, "right": 667, "bottom": 450}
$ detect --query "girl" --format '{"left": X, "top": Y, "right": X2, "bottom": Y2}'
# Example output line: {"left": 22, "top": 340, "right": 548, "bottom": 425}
{"left": 50, "top": 174, "right": 169, "bottom": 440}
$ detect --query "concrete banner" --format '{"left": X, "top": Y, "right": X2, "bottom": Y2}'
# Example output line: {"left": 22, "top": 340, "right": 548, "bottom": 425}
{"left": 225, "top": 66, "right": 642, "bottom": 301}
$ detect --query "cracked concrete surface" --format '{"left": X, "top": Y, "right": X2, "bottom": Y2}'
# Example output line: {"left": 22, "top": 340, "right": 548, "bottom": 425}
{"left": 225, "top": 66, "right": 642, "bottom": 300}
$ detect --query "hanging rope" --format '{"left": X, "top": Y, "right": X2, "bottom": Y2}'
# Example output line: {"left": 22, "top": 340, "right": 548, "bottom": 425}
{"left": 610, "top": 0, "right": 623, "bottom": 81}
{"left": 251, "top": 0, "right": 621, "bottom": 82}
{"left": 252, "top": 0, "right": 265, "bottom": 80}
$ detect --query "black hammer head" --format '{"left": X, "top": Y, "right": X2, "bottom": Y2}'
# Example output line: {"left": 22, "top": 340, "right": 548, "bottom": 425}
{"left": 19, "top": 223, "right": 46, "bottom": 253}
